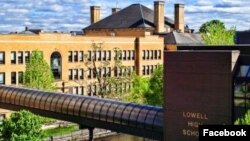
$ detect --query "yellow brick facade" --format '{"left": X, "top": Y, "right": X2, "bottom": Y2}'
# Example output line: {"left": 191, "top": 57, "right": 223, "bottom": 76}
{"left": 0, "top": 33, "right": 164, "bottom": 96}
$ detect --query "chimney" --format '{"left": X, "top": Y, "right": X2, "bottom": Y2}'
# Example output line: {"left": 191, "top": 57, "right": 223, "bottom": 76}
{"left": 90, "top": 6, "right": 100, "bottom": 24}
{"left": 112, "top": 8, "right": 121, "bottom": 14}
{"left": 175, "top": 4, "right": 185, "bottom": 32}
{"left": 154, "top": 0, "right": 165, "bottom": 33}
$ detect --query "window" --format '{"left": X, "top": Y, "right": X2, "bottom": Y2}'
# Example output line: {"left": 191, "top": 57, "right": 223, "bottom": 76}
{"left": 0, "top": 52, "right": 5, "bottom": 64}
{"left": 69, "top": 69, "right": 73, "bottom": 80}
{"left": 151, "top": 50, "right": 154, "bottom": 59}
{"left": 158, "top": 50, "right": 161, "bottom": 59}
{"left": 68, "top": 51, "right": 73, "bottom": 62}
{"left": 103, "top": 67, "right": 106, "bottom": 77}
{"left": 97, "top": 51, "right": 101, "bottom": 61}
{"left": 0, "top": 73, "right": 5, "bottom": 84}
{"left": 25, "top": 51, "right": 30, "bottom": 63}
{"left": 74, "top": 51, "right": 78, "bottom": 62}
{"left": 147, "top": 66, "right": 150, "bottom": 75}
{"left": 88, "top": 51, "right": 91, "bottom": 61}
{"left": 79, "top": 86, "right": 83, "bottom": 95}
{"left": 114, "top": 67, "right": 118, "bottom": 77}
{"left": 11, "top": 52, "right": 16, "bottom": 64}
{"left": 127, "top": 51, "right": 131, "bottom": 60}
{"left": 73, "top": 87, "right": 78, "bottom": 94}
{"left": 108, "top": 50, "right": 111, "bottom": 61}
{"left": 74, "top": 69, "right": 78, "bottom": 80}
{"left": 123, "top": 50, "right": 126, "bottom": 60}
{"left": 143, "top": 66, "right": 145, "bottom": 75}
{"left": 87, "top": 68, "right": 92, "bottom": 79}
{"left": 107, "top": 67, "right": 111, "bottom": 77}
{"left": 142, "top": 50, "right": 145, "bottom": 60}
{"left": 132, "top": 50, "right": 135, "bottom": 60}
{"left": 18, "top": 71, "right": 24, "bottom": 84}
{"left": 154, "top": 50, "right": 158, "bottom": 59}
{"left": 87, "top": 85, "right": 91, "bottom": 96}
{"left": 11, "top": 72, "right": 16, "bottom": 85}
{"left": 79, "top": 69, "right": 83, "bottom": 80}
{"left": 18, "top": 51, "right": 23, "bottom": 64}
{"left": 79, "top": 51, "right": 84, "bottom": 62}
{"left": 147, "top": 50, "right": 150, "bottom": 59}
{"left": 102, "top": 51, "right": 106, "bottom": 60}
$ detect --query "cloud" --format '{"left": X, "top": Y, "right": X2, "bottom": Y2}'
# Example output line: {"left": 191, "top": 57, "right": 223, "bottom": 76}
{"left": 0, "top": 0, "right": 249, "bottom": 33}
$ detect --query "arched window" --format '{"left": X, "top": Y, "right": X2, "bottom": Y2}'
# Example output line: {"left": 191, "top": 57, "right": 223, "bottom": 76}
{"left": 51, "top": 52, "right": 61, "bottom": 80}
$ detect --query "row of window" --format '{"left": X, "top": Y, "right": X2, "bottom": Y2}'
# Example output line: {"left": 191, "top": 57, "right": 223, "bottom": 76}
{"left": 115, "top": 50, "right": 135, "bottom": 61}
{"left": 142, "top": 65, "right": 159, "bottom": 75}
{"left": 87, "top": 83, "right": 132, "bottom": 96}
{"left": 114, "top": 66, "right": 135, "bottom": 77}
{"left": 0, "top": 72, "right": 24, "bottom": 85}
{"left": 0, "top": 51, "right": 30, "bottom": 65}
{"left": 69, "top": 86, "right": 84, "bottom": 95}
{"left": 142, "top": 50, "right": 161, "bottom": 60}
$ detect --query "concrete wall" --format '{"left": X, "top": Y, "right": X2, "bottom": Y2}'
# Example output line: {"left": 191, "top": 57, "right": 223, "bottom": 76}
{"left": 164, "top": 51, "right": 238, "bottom": 141}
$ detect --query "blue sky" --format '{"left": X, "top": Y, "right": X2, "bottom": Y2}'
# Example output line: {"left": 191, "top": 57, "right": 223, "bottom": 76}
{"left": 0, "top": 0, "right": 249, "bottom": 33}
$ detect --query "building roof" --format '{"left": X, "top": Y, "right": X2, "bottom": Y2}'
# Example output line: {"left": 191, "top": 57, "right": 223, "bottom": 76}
{"left": 84, "top": 4, "right": 175, "bottom": 30}
{"left": 235, "top": 30, "right": 250, "bottom": 44}
{"left": 163, "top": 31, "right": 204, "bottom": 45}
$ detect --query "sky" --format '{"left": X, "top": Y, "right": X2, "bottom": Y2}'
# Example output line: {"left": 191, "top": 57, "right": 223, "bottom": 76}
{"left": 0, "top": 0, "right": 249, "bottom": 33}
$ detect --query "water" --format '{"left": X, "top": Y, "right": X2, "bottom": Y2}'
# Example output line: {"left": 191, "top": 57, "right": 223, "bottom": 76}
{"left": 95, "top": 134, "right": 153, "bottom": 141}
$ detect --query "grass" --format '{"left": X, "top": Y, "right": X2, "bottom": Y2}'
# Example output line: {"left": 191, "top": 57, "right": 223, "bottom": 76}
{"left": 43, "top": 125, "right": 79, "bottom": 138}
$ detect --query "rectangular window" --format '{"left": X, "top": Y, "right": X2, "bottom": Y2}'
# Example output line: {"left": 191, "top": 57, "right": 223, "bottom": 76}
{"left": 18, "top": 51, "right": 23, "bottom": 64}
{"left": 25, "top": 51, "right": 30, "bottom": 63}
{"left": 0, "top": 73, "right": 5, "bottom": 84}
{"left": 97, "top": 51, "right": 101, "bottom": 61}
{"left": 68, "top": 51, "right": 73, "bottom": 62}
{"left": 147, "top": 50, "right": 150, "bottom": 59}
{"left": 87, "top": 85, "right": 91, "bottom": 96}
{"left": 79, "top": 69, "right": 83, "bottom": 80}
{"left": 103, "top": 67, "right": 106, "bottom": 77}
{"left": 87, "top": 68, "right": 92, "bottom": 79}
{"left": 114, "top": 67, "right": 118, "bottom": 77}
{"left": 151, "top": 50, "right": 154, "bottom": 59}
{"left": 74, "top": 51, "right": 78, "bottom": 62}
{"left": 132, "top": 50, "right": 135, "bottom": 60}
{"left": 107, "top": 67, "right": 111, "bottom": 77}
{"left": 11, "top": 52, "right": 16, "bottom": 64}
{"left": 154, "top": 50, "right": 158, "bottom": 59}
{"left": 143, "top": 66, "right": 145, "bottom": 75}
{"left": 0, "top": 52, "right": 5, "bottom": 64}
{"left": 73, "top": 87, "right": 78, "bottom": 94}
{"left": 11, "top": 72, "right": 16, "bottom": 85}
{"left": 79, "top": 51, "right": 84, "bottom": 62}
{"left": 158, "top": 50, "right": 161, "bottom": 59}
{"left": 123, "top": 50, "right": 126, "bottom": 60}
{"left": 88, "top": 51, "right": 91, "bottom": 61}
{"left": 127, "top": 50, "right": 131, "bottom": 60}
{"left": 79, "top": 86, "right": 83, "bottom": 95}
{"left": 74, "top": 69, "right": 78, "bottom": 80}
{"left": 149, "top": 50, "right": 152, "bottom": 60}
{"left": 69, "top": 69, "right": 73, "bottom": 80}
{"left": 108, "top": 50, "right": 111, "bottom": 61}
{"left": 18, "top": 71, "right": 24, "bottom": 84}
{"left": 142, "top": 50, "right": 145, "bottom": 60}
{"left": 147, "top": 66, "right": 150, "bottom": 75}
{"left": 102, "top": 51, "right": 106, "bottom": 60}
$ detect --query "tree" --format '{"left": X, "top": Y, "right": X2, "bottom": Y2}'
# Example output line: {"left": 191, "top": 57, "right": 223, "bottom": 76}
{"left": 83, "top": 43, "right": 132, "bottom": 98}
{"left": 0, "top": 110, "right": 43, "bottom": 141}
{"left": 235, "top": 110, "right": 250, "bottom": 125}
{"left": 144, "top": 65, "right": 163, "bottom": 106}
{"left": 199, "top": 20, "right": 236, "bottom": 45}
{"left": 121, "top": 74, "right": 149, "bottom": 104}
{"left": 24, "top": 50, "right": 55, "bottom": 91}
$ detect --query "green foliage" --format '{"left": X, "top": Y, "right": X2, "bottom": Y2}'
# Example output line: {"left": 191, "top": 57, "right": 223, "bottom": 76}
{"left": 43, "top": 125, "right": 79, "bottom": 138}
{"left": 144, "top": 65, "right": 164, "bottom": 106}
{"left": 39, "top": 117, "right": 56, "bottom": 124}
{"left": 122, "top": 74, "right": 149, "bottom": 104}
{"left": 0, "top": 110, "right": 43, "bottom": 141}
{"left": 24, "top": 50, "right": 55, "bottom": 91}
{"left": 200, "top": 20, "right": 236, "bottom": 45}
{"left": 235, "top": 110, "right": 250, "bottom": 125}
{"left": 199, "top": 20, "right": 225, "bottom": 33}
